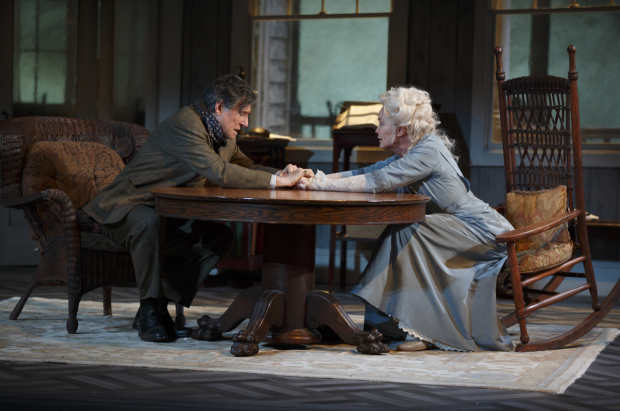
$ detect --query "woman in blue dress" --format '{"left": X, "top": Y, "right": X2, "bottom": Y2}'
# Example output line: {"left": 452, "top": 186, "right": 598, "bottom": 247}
{"left": 298, "top": 86, "right": 514, "bottom": 352}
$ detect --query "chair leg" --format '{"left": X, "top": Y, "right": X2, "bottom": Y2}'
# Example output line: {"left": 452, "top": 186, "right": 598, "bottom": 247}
{"left": 102, "top": 287, "right": 112, "bottom": 316}
{"left": 328, "top": 226, "right": 337, "bottom": 293}
{"left": 339, "top": 240, "right": 347, "bottom": 289}
{"left": 67, "top": 292, "right": 82, "bottom": 334}
{"left": 9, "top": 282, "right": 37, "bottom": 320}
{"left": 507, "top": 242, "right": 530, "bottom": 345}
{"left": 175, "top": 303, "right": 185, "bottom": 327}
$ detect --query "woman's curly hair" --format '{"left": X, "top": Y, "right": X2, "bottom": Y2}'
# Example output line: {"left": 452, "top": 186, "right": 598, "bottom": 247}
{"left": 379, "top": 85, "right": 458, "bottom": 160}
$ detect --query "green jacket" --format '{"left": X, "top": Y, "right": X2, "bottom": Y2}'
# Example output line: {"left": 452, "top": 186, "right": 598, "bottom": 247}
{"left": 84, "top": 104, "right": 278, "bottom": 225}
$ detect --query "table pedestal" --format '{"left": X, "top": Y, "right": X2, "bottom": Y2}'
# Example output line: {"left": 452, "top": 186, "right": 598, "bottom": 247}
{"left": 192, "top": 224, "right": 389, "bottom": 357}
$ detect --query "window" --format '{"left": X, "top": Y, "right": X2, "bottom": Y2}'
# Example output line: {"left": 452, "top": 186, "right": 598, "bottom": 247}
{"left": 13, "top": 0, "right": 78, "bottom": 118}
{"left": 491, "top": 1, "right": 620, "bottom": 147}
{"left": 250, "top": 0, "right": 392, "bottom": 138}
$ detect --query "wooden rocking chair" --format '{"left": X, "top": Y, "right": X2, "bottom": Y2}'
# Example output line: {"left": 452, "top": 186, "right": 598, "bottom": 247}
{"left": 494, "top": 45, "right": 620, "bottom": 352}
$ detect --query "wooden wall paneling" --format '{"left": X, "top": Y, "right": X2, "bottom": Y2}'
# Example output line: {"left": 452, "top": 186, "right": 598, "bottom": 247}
{"left": 216, "top": 0, "right": 232, "bottom": 78}
{"left": 407, "top": 0, "right": 431, "bottom": 89}
{"left": 181, "top": 0, "right": 193, "bottom": 107}
{"left": 97, "top": 0, "right": 114, "bottom": 120}
{"left": 0, "top": 0, "right": 14, "bottom": 118}
{"left": 157, "top": 0, "right": 184, "bottom": 123}
{"left": 76, "top": 0, "right": 99, "bottom": 119}
{"left": 454, "top": 0, "right": 475, "bottom": 147}
{"left": 387, "top": 0, "right": 409, "bottom": 88}
{"left": 469, "top": 166, "right": 481, "bottom": 197}
{"left": 585, "top": 168, "right": 618, "bottom": 261}
{"left": 144, "top": 1, "right": 160, "bottom": 131}
{"left": 582, "top": 167, "right": 591, "bottom": 215}
{"left": 426, "top": 0, "right": 458, "bottom": 114}
{"left": 182, "top": 0, "right": 224, "bottom": 106}
{"left": 477, "top": 166, "right": 506, "bottom": 208}
{"left": 230, "top": 0, "right": 251, "bottom": 83}
{"left": 588, "top": 168, "right": 619, "bottom": 220}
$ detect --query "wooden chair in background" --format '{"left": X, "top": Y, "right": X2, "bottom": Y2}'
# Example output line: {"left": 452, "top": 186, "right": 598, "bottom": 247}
{"left": 493, "top": 46, "right": 620, "bottom": 351}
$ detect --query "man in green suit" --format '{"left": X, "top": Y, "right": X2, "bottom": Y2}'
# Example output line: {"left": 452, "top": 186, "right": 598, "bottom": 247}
{"left": 84, "top": 74, "right": 310, "bottom": 342}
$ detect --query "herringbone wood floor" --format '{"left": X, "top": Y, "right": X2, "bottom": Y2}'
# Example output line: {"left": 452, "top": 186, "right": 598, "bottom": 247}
{"left": 1, "top": 266, "right": 619, "bottom": 411}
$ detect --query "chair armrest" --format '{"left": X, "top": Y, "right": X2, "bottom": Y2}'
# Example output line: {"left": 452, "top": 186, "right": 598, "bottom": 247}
{"left": 5, "top": 189, "right": 80, "bottom": 284}
{"left": 495, "top": 209, "right": 579, "bottom": 243}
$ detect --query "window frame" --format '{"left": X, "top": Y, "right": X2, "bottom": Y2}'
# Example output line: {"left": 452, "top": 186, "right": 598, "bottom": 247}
{"left": 230, "top": 0, "right": 409, "bottom": 139}
{"left": 469, "top": 0, "right": 620, "bottom": 168}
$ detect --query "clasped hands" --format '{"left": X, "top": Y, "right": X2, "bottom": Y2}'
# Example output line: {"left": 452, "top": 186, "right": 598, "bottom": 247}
{"left": 275, "top": 164, "right": 314, "bottom": 188}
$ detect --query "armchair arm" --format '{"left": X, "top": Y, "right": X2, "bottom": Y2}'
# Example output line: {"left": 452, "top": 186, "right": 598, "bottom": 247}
{"left": 495, "top": 209, "right": 579, "bottom": 243}
{"left": 8, "top": 189, "right": 80, "bottom": 287}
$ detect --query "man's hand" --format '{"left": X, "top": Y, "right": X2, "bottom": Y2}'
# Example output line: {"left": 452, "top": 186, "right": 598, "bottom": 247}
{"left": 275, "top": 168, "right": 306, "bottom": 188}
{"left": 296, "top": 177, "right": 312, "bottom": 190}
{"left": 280, "top": 164, "right": 298, "bottom": 175}
{"left": 280, "top": 164, "right": 314, "bottom": 179}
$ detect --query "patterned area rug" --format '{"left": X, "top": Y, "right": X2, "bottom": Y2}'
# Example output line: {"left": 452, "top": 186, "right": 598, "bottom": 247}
{"left": 0, "top": 297, "right": 617, "bottom": 394}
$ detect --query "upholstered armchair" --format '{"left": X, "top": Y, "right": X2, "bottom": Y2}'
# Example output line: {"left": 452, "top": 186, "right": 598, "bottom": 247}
{"left": 0, "top": 117, "right": 154, "bottom": 333}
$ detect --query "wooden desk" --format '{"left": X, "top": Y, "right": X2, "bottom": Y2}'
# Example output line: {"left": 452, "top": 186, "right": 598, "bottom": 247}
{"left": 332, "top": 128, "right": 379, "bottom": 174}
{"left": 236, "top": 137, "right": 289, "bottom": 169}
{"left": 152, "top": 187, "right": 429, "bottom": 357}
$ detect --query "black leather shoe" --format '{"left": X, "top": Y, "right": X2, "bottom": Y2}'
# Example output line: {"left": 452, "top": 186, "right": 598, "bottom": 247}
{"left": 159, "top": 299, "right": 193, "bottom": 338}
{"left": 133, "top": 301, "right": 193, "bottom": 339}
{"left": 136, "top": 298, "right": 170, "bottom": 342}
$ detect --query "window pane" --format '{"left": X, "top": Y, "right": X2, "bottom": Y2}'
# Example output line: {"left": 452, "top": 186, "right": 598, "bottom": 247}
{"left": 252, "top": 17, "right": 388, "bottom": 138}
{"left": 256, "top": 0, "right": 391, "bottom": 16}
{"left": 13, "top": 0, "right": 77, "bottom": 117}
{"left": 359, "top": 0, "right": 391, "bottom": 13}
{"left": 492, "top": 11, "right": 620, "bottom": 144}
{"left": 493, "top": 0, "right": 613, "bottom": 10}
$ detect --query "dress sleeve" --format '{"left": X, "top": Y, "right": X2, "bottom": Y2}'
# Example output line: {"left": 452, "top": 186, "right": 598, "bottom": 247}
{"left": 305, "top": 144, "right": 438, "bottom": 193}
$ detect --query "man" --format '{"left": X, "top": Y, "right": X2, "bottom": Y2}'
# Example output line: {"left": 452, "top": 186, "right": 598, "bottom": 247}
{"left": 83, "top": 74, "right": 310, "bottom": 342}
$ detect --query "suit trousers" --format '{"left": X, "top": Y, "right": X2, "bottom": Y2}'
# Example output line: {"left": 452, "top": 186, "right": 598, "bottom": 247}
{"left": 100, "top": 205, "right": 234, "bottom": 307}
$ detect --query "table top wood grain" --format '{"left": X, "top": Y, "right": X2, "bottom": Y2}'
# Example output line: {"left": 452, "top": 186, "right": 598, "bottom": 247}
{"left": 152, "top": 186, "right": 430, "bottom": 206}
{"left": 152, "top": 187, "right": 430, "bottom": 226}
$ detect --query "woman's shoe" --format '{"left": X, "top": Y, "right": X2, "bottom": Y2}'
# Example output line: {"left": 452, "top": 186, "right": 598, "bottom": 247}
{"left": 397, "top": 339, "right": 436, "bottom": 351}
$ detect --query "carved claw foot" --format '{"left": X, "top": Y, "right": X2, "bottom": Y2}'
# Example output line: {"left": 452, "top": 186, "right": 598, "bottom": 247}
{"left": 191, "top": 326, "right": 223, "bottom": 341}
{"left": 191, "top": 316, "right": 223, "bottom": 341}
{"left": 230, "top": 330, "right": 260, "bottom": 356}
{"left": 354, "top": 329, "right": 390, "bottom": 355}
{"left": 197, "top": 314, "right": 214, "bottom": 328}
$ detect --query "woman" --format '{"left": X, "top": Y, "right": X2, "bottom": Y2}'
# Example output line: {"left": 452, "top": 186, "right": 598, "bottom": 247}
{"left": 298, "top": 86, "right": 514, "bottom": 352}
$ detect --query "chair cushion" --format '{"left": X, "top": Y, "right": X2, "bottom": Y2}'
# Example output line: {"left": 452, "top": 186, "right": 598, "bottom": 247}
{"left": 505, "top": 186, "right": 573, "bottom": 273}
{"left": 22, "top": 141, "right": 125, "bottom": 210}
{"left": 515, "top": 242, "right": 574, "bottom": 274}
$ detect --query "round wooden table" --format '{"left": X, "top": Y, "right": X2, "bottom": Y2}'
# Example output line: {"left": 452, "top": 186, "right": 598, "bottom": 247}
{"left": 152, "top": 187, "right": 429, "bottom": 357}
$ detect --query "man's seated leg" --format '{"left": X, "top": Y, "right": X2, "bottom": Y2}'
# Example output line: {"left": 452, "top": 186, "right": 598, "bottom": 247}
{"left": 101, "top": 205, "right": 179, "bottom": 342}
{"left": 160, "top": 220, "right": 235, "bottom": 308}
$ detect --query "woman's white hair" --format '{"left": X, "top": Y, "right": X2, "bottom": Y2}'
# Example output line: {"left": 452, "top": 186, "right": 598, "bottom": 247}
{"left": 379, "top": 85, "right": 458, "bottom": 160}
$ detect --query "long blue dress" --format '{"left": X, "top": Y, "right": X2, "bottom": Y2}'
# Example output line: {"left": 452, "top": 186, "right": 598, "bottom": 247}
{"left": 346, "top": 134, "right": 514, "bottom": 351}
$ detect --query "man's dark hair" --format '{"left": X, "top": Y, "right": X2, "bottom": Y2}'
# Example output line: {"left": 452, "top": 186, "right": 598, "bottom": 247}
{"left": 202, "top": 74, "right": 257, "bottom": 113}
